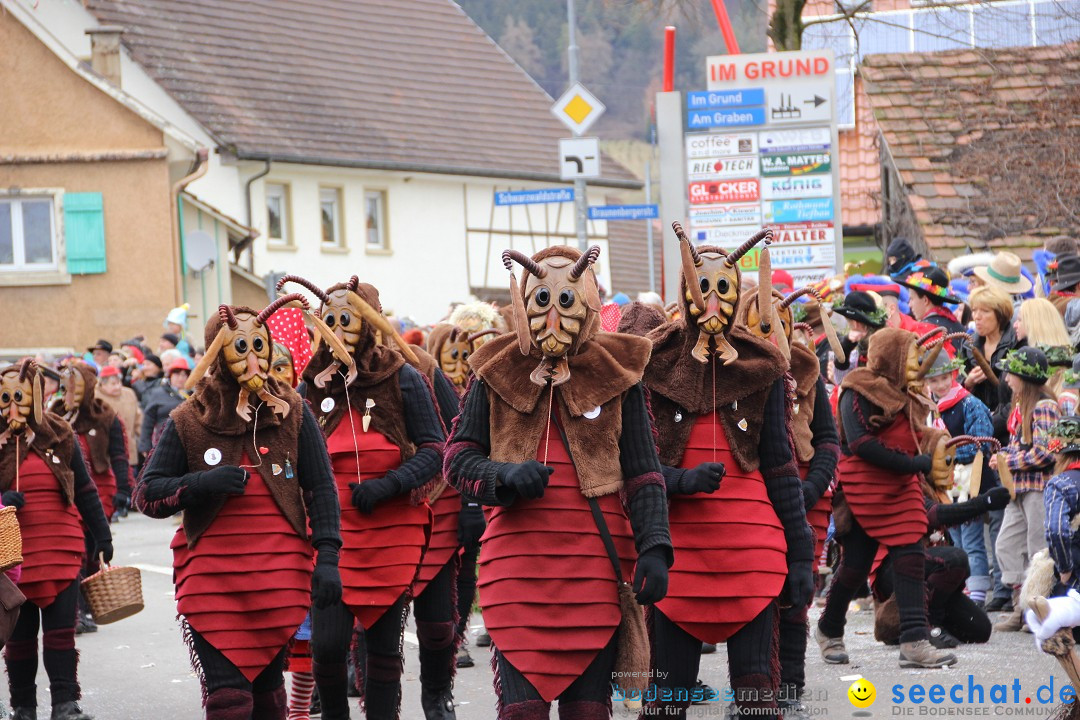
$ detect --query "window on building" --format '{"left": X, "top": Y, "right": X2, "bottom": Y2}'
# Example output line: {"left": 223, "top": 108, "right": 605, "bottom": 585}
{"left": 0, "top": 196, "right": 57, "bottom": 271}
{"left": 265, "top": 183, "right": 290, "bottom": 245}
{"left": 320, "top": 188, "right": 343, "bottom": 247}
{"left": 365, "top": 190, "right": 388, "bottom": 250}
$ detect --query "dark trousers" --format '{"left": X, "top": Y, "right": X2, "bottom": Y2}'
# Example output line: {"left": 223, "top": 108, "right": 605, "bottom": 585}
{"left": 456, "top": 541, "right": 480, "bottom": 640}
{"left": 818, "top": 519, "right": 928, "bottom": 644}
{"left": 312, "top": 593, "right": 409, "bottom": 720}
{"left": 494, "top": 633, "right": 615, "bottom": 719}
{"left": 778, "top": 600, "right": 810, "bottom": 701}
{"left": 5, "top": 579, "right": 81, "bottom": 708}
{"left": 189, "top": 626, "right": 287, "bottom": 694}
{"left": 876, "top": 545, "right": 991, "bottom": 644}
{"left": 414, "top": 559, "right": 459, "bottom": 693}
{"left": 649, "top": 604, "right": 779, "bottom": 718}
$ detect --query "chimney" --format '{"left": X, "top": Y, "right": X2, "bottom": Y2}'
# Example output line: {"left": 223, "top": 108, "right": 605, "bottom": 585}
{"left": 85, "top": 26, "right": 125, "bottom": 87}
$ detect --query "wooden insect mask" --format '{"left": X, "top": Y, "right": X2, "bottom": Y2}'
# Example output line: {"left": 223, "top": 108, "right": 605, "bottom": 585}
{"left": 59, "top": 364, "right": 87, "bottom": 414}
{"left": 0, "top": 359, "right": 42, "bottom": 434}
{"left": 672, "top": 222, "right": 769, "bottom": 364}
{"left": 436, "top": 327, "right": 472, "bottom": 389}
{"left": 502, "top": 245, "right": 602, "bottom": 386}
{"left": 186, "top": 294, "right": 310, "bottom": 420}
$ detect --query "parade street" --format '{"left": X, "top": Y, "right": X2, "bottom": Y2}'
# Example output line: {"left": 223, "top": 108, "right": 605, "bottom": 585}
{"left": 26, "top": 513, "right": 1065, "bottom": 719}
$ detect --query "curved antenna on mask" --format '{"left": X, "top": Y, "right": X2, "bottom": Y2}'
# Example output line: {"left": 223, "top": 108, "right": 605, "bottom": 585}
{"left": 793, "top": 322, "right": 815, "bottom": 335}
{"left": 345, "top": 293, "right": 420, "bottom": 367}
{"left": 569, "top": 245, "right": 601, "bottom": 280}
{"left": 672, "top": 222, "right": 705, "bottom": 313}
{"left": 219, "top": 305, "right": 239, "bottom": 330}
{"left": 467, "top": 328, "right": 499, "bottom": 344}
{"left": 502, "top": 250, "right": 547, "bottom": 279}
{"left": 17, "top": 357, "right": 34, "bottom": 382}
{"left": 917, "top": 327, "right": 945, "bottom": 347}
{"left": 256, "top": 293, "right": 309, "bottom": 326}
{"left": 724, "top": 228, "right": 771, "bottom": 268}
{"left": 276, "top": 274, "right": 331, "bottom": 306}
{"left": 779, "top": 287, "right": 815, "bottom": 310}
{"left": 346, "top": 276, "right": 360, "bottom": 293}
{"left": 502, "top": 249, "right": 535, "bottom": 356}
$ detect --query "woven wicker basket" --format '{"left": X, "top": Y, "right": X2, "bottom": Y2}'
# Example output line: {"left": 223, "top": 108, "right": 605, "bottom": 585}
{"left": 81, "top": 555, "right": 143, "bottom": 624}
{"left": 0, "top": 506, "right": 23, "bottom": 573}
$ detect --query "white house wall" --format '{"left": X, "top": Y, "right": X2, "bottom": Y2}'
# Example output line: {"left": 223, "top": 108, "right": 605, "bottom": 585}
{"left": 251, "top": 167, "right": 611, "bottom": 324}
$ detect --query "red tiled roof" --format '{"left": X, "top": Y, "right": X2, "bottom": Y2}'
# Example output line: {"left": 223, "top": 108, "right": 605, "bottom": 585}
{"left": 85, "top": 0, "right": 639, "bottom": 187}
{"left": 838, "top": 75, "right": 882, "bottom": 230}
{"left": 862, "top": 43, "right": 1080, "bottom": 260}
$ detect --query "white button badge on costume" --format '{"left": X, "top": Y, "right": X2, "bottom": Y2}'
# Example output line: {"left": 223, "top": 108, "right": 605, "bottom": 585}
{"left": 321, "top": 397, "right": 335, "bottom": 413}
{"left": 583, "top": 406, "right": 602, "bottom": 420}
{"left": 204, "top": 448, "right": 222, "bottom": 466}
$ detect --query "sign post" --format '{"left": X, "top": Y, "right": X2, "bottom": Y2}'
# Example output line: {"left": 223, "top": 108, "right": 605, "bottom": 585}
{"left": 660, "top": 48, "right": 843, "bottom": 285}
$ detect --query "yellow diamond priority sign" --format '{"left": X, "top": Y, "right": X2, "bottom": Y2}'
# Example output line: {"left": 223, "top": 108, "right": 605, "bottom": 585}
{"left": 551, "top": 82, "right": 605, "bottom": 136}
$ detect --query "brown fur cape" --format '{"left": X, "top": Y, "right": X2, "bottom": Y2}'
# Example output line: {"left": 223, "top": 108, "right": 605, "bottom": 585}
{"left": 50, "top": 363, "right": 116, "bottom": 475}
{"left": 789, "top": 342, "right": 822, "bottom": 463}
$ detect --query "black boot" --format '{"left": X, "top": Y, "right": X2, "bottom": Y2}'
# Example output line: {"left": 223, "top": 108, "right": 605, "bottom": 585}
{"left": 421, "top": 686, "right": 457, "bottom": 720}
{"left": 364, "top": 679, "right": 401, "bottom": 720}
{"left": 49, "top": 702, "right": 92, "bottom": 720}
{"left": 10, "top": 709, "right": 37, "bottom": 720}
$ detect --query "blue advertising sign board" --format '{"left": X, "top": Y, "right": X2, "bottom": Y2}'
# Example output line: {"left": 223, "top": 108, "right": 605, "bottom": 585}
{"left": 687, "top": 89, "right": 766, "bottom": 110}
{"left": 763, "top": 198, "right": 834, "bottom": 224}
{"left": 687, "top": 107, "right": 767, "bottom": 129}
{"left": 587, "top": 204, "right": 659, "bottom": 221}
{"left": 495, "top": 188, "right": 574, "bottom": 206}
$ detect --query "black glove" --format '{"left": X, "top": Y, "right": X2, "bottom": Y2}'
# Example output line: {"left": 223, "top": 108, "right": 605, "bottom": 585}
{"left": 499, "top": 460, "right": 553, "bottom": 500}
{"left": 95, "top": 539, "right": 114, "bottom": 564}
{"left": 980, "top": 486, "right": 1011, "bottom": 512}
{"left": 913, "top": 454, "right": 933, "bottom": 475}
{"left": 349, "top": 475, "right": 400, "bottom": 514}
{"left": 632, "top": 547, "right": 670, "bottom": 605}
{"left": 113, "top": 492, "right": 131, "bottom": 513}
{"left": 679, "top": 462, "right": 724, "bottom": 495}
{"left": 458, "top": 502, "right": 486, "bottom": 547}
{"left": 802, "top": 481, "right": 823, "bottom": 511}
{"left": 311, "top": 549, "right": 342, "bottom": 609}
{"left": 783, "top": 558, "right": 814, "bottom": 609}
{"left": 1, "top": 490, "right": 25, "bottom": 510}
{"left": 193, "top": 466, "right": 248, "bottom": 498}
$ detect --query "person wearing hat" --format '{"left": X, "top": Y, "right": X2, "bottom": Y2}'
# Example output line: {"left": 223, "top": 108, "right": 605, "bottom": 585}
{"left": 87, "top": 339, "right": 112, "bottom": 369}
{"left": 1050, "top": 254, "right": 1080, "bottom": 324}
{"left": 899, "top": 266, "right": 966, "bottom": 353}
{"left": 972, "top": 252, "right": 1033, "bottom": 300}
{"left": 132, "top": 354, "right": 163, "bottom": 404}
{"left": 163, "top": 303, "right": 193, "bottom": 358}
{"left": 1059, "top": 356, "right": 1080, "bottom": 419}
{"left": 886, "top": 237, "right": 928, "bottom": 280}
{"left": 96, "top": 365, "right": 142, "bottom": 506}
{"left": 924, "top": 350, "right": 998, "bottom": 607}
{"left": 830, "top": 290, "right": 887, "bottom": 376}
{"left": 990, "top": 347, "right": 1059, "bottom": 631}
{"left": 138, "top": 359, "right": 190, "bottom": 459}
{"left": 1031, "top": 416, "right": 1080, "bottom": 606}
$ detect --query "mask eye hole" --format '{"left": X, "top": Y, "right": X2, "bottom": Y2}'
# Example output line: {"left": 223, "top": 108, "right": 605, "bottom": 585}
{"left": 340, "top": 312, "right": 351, "bottom": 328}
{"left": 462, "top": 350, "right": 469, "bottom": 361}
{"left": 0, "top": 392, "right": 9, "bottom": 404}
{"left": 716, "top": 278, "right": 729, "bottom": 294}
{"left": 324, "top": 313, "right": 336, "bottom": 328}
{"left": 559, "top": 289, "right": 575, "bottom": 308}
{"left": 535, "top": 288, "right": 551, "bottom": 308}
{"left": 252, "top": 336, "right": 265, "bottom": 353}
{"left": 12, "top": 390, "right": 22, "bottom": 403}
{"left": 699, "top": 277, "right": 709, "bottom": 294}
{"left": 450, "top": 348, "right": 459, "bottom": 360}
{"left": 234, "top": 338, "right": 248, "bottom": 355}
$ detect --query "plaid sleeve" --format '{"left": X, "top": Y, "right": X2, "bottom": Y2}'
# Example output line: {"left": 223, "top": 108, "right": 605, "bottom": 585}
{"left": 956, "top": 395, "right": 995, "bottom": 465}
{"left": 1007, "top": 400, "right": 1059, "bottom": 472}
{"left": 1045, "top": 473, "right": 1079, "bottom": 575}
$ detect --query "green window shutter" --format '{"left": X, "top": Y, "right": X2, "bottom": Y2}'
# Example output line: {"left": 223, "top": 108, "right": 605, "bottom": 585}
{"left": 64, "top": 192, "right": 106, "bottom": 274}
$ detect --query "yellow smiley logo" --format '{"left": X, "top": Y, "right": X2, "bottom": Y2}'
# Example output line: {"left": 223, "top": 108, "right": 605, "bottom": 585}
{"left": 848, "top": 679, "right": 876, "bottom": 708}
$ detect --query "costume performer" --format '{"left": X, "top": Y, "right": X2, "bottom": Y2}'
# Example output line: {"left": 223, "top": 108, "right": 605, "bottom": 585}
{"left": 136, "top": 297, "right": 343, "bottom": 719}
{"left": 277, "top": 275, "right": 444, "bottom": 720}
{"left": 1, "top": 359, "right": 112, "bottom": 720}
{"left": 637, "top": 226, "right": 813, "bottom": 719}
{"left": 816, "top": 327, "right": 959, "bottom": 668}
{"left": 53, "top": 362, "right": 132, "bottom": 522}
{"left": 423, "top": 324, "right": 490, "bottom": 676}
{"left": 445, "top": 244, "right": 672, "bottom": 720}
{"left": 744, "top": 285, "right": 842, "bottom": 713}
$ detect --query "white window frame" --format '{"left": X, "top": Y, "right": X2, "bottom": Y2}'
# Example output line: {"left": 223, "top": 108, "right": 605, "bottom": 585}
{"left": 265, "top": 182, "right": 293, "bottom": 249}
{"left": 364, "top": 189, "right": 390, "bottom": 253}
{"left": 0, "top": 190, "right": 70, "bottom": 287}
{"left": 319, "top": 187, "right": 345, "bottom": 251}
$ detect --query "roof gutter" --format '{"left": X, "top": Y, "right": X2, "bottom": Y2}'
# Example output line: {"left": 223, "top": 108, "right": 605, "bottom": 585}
{"left": 232, "top": 151, "right": 643, "bottom": 190}
{"left": 171, "top": 148, "right": 210, "bottom": 306}
{"left": 245, "top": 159, "right": 272, "bottom": 227}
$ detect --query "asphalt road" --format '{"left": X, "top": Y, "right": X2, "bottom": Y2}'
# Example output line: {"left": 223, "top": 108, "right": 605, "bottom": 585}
{"left": 7, "top": 513, "right": 1070, "bottom": 719}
